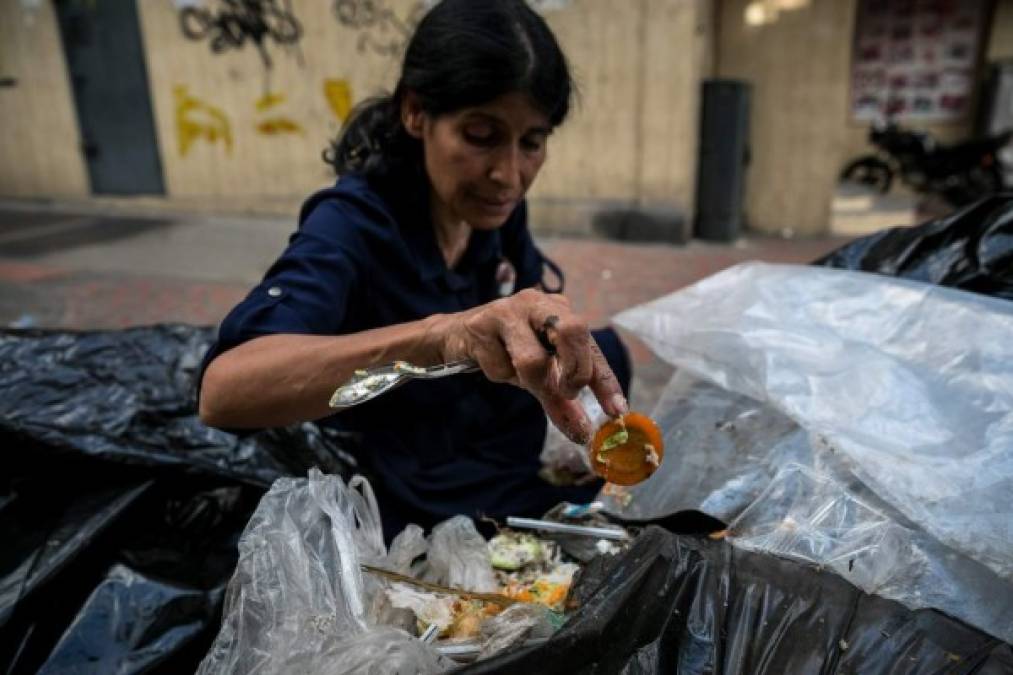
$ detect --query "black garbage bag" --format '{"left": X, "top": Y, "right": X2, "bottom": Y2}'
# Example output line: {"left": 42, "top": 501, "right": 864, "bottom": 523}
{"left": 0, "top": 325, "right": 357, "bottom": 674}
{"left": 6, "top": 193, "right": 1013, "bottom": 674}
{"left": 817, "top": 193, "right": 1013, "bottom": 300}
{"left": 464, "top": 527, "right": 1012, "bottom": 675}
{"left": 0, "top": 325, "right": 357, "bottom": 485}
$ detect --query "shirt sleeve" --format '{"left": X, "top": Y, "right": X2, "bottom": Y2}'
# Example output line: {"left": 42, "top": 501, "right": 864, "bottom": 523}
{"left": 198, "top": 198, "right": 363, "bottom": 385}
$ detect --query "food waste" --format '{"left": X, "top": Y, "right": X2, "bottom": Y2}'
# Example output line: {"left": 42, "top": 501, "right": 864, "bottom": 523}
{"left": 378, "top": 528, "right": 622, "bottom": 644}
{"left": 589, "top": 412, "right": 665, "bottom": 486}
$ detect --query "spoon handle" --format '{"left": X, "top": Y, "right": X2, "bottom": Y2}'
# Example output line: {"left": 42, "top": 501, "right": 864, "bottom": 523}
{"left": 328, "top": 359, "right": 479, "bottom": 410}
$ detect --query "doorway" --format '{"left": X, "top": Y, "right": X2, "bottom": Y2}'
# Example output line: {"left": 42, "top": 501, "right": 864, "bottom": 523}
{"left": 55, "top": 0, "right": 165, "bottom": 195}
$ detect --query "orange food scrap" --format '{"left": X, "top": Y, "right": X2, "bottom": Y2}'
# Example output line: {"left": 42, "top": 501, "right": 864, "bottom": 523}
{"left": 502, "top": 580, "right": 570, "bottom": 611}
{"left": 589, "top": 412, "right": 664, "bottom": 485}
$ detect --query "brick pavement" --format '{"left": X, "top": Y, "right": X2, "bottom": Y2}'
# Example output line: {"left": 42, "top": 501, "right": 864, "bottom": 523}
{"left": 0, "top": 205, "right": 852, "bottom": 408}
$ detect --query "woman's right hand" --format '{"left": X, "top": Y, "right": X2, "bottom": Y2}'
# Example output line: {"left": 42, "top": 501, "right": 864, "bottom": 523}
{"left": 426, "top": 288, "right": 627, "bottom": 444}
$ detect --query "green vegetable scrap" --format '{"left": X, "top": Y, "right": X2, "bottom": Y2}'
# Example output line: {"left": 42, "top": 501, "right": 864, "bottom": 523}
{"left": 599, "top": 429, "right": 629, "bottom": 452}
{"left": 488, "top": 532, "right": 544, "bottom": 571}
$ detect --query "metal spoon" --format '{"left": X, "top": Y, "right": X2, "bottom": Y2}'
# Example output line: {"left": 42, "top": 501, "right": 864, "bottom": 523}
{"left": 328, "top": 359, "right": 479, "bottom": 410}
{"left": 329, "top": 321, "right": 559, "bottom": 411}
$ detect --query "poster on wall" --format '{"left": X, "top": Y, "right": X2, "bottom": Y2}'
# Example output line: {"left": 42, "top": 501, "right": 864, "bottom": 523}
{"left": 851, "top": 0, "right": 986, "bottom": 122}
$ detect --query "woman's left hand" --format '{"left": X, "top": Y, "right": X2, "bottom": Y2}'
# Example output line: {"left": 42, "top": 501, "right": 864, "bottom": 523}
{"left": 427, "top": 288, "right": 627, "bottom": 444}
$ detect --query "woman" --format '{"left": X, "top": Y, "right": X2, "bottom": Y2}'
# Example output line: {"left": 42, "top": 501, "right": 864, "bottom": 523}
{"left": 199, "top": 0, "right": 631, "bottom": 539}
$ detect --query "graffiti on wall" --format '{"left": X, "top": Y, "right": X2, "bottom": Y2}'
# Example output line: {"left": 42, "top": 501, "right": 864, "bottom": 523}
{"left": 175, "top": 79, "right": 354, "bottom": 155}
{"left": 179, "top": 0, "right": 303, "bottom": 70}
{"left": 331, "top": 0, "right": 572, "bottom": 58}
{"left": 323, "top": 78, "right": 353, "bottom": 123}
{"left": 254, "top": 91, "right": 304, "bottom": 136}
{"left": 332, "top": 0, "right": 425, "bottom": 57}
{"left": 175, "top": 85, "right": 233, "bottom": 156}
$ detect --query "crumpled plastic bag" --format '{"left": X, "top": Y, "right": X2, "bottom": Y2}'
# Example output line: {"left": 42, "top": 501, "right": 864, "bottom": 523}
{"left": 384, "top": 516, "right": 498, "bottom": 638}
{"left": 387, "top": 524, "right": 429, "bottom": 573}
{"left": 419, "top": 516, "right": 499, "bottom": 593}
{"left": 817, "top": 193, "right": 1013, "bottom": 300}
{"left": 0, "top": 325, "right": 357, "bottom": 487}
{"left": 199, "top": 470, "right": 564, "bottom": 673}
{"left": 38, "top": 564, "right": 225, "bottom": 674}
{"left": 608, "top": 262, "right": 1013, "bottom": 643}
{"left": 476, "top": 603, "right": 555, "bottom": 660}
{"left": 385, "top": 585, "right": 457, "bottom": 632}
{"left": 197, "top": 469, "right": 452, "bottom": 675}
{"left": 727, "top": 461, "right": 1013, "bottom": 644}
{"left": 0, "top": 324, "right": 359, "bottom": 674}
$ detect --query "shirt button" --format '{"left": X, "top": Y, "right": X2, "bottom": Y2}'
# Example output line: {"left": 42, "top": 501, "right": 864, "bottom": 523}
{"left": 267, "top": 286, "right": 282, "bottom": 297}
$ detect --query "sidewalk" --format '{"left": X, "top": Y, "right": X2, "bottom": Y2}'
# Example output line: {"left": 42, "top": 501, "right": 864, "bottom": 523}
{"left": 0, "top": 200, "right": 853, "bottom": 409}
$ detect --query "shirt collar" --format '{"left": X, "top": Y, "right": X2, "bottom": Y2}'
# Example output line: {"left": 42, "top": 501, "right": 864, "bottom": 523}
{"left": 403, "top": 223, "right": 503, "bottom": 284}
{"left": 392, "top": 191, "right": 506, "bottom": 284}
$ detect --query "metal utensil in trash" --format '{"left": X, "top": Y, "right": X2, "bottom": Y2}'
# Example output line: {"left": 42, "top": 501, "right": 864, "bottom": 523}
{"left": 328, "top": 359, "right": 479, "bottom": 410}
{"left": 505, "top": 516, "right": 630, "bottom": 541}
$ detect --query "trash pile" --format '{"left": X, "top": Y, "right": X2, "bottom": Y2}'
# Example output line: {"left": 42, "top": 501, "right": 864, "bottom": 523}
{"left": 0, "top": 325, "right": 357, "bottom": 674}
{"left": 195, "top": 471, "right": 636, "bottom": 672}
{"left": 2, "top": 196, "right": 1012, "bottom": 673}
{"left": 607, "top": 261, "right": 1013, "bottom": 646}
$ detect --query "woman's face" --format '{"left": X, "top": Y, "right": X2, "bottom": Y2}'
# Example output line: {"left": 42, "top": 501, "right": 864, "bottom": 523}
{"left": 403, "top": 91, "right": 551, "bottom": 230}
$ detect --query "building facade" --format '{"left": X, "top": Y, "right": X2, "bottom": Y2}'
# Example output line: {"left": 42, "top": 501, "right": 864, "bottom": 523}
{"left": 1, "top": 0, "right": 1010, "bottom": 236}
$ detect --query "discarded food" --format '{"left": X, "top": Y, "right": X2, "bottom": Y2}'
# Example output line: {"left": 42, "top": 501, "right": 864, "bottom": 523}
{"left": 589, "top": 412, "right": 664, "bottom": 485}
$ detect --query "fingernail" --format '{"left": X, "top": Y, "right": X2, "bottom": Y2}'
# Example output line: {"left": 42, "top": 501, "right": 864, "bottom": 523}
{"left": 610, "top": 393, "right": 629, "bottom": 417}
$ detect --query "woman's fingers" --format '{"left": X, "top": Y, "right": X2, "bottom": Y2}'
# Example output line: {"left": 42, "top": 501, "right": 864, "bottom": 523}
{"left": 536, "top": 312, "right": 593, "bottom": 400}
{"left": 540, "top": 392, "right": 593, "bottom": 445}
{"left": 500, "top": 318, "right": 554, "bottom": 391}
{"left": 471, "top": 332, "right": 518, "bottom": 384}
{"left": 587, "top": 340, "right": 628, "bottom": 418}
{"left": 452, "top": 288, "right": 626, "bottom": 439}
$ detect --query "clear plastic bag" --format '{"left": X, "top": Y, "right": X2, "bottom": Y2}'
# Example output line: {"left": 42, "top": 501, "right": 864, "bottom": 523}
{"left": 476, "top": 603, "right": 555, "bottom": 660}
{"left": 419, "top": 515, "right": 498, "bottom": 593}
{"left": 728, "top": 462, "right": 1013, "bottom": 644}
{"left": 609, "top": 262, "right": 1013, "bottom": 642}
{"left": 197, "top": 469, "right": 452, "bottom": 675}
{"left": 198, "top": 470, "right": 560, "bottom": 673}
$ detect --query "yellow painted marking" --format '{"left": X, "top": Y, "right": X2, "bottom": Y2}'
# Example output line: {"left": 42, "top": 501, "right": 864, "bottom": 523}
{"left": 255, "top": 91, "right": 287, "bottom": 112}
{"left": 174, "top": 85, "right": 232, "bottom": 157}
{"left": 323, "top": 78, "right": 353, "bottom": 123}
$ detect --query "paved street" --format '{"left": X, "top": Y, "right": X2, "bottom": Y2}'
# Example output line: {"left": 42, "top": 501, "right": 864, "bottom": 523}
{"left": 0, "top": 199, "right": 852, "bottom": 410}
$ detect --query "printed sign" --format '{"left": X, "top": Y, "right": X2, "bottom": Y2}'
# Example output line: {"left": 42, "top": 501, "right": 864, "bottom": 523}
{"left": 851, "top": 0, "right": 985, "bottom": 121}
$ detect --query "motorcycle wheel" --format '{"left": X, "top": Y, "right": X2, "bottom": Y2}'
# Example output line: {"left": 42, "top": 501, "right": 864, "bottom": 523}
{"left": 841, "top": 156, "right": 893, "bottom": 194}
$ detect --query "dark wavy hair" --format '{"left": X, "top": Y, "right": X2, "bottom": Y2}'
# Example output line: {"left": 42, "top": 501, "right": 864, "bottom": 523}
{"left": 323, "top": 0, "right": 574, "bottom": 181}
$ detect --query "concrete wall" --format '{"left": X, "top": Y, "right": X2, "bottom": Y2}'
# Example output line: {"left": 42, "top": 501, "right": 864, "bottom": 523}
{"left": 988, "top": 0, "right": 1013, "bottom": 62}
{"left": 6, "top": 0, "right": 1004, "bottom": 236}
{"left": 716, "top": 0, "right": 857, "bottom": 236}
{"left": 135, "top": 0, "right": 711, "bottom": 235}
{"left": 137, "top": 0, "right": 398, "bottom": 203}
{"left": 0, "top": 0, "right": 706, "bottom": 235}
{"left": 718, "top": 0, "right": 1005, "bottom": 236}
{"left": 530, "top": 0, "right": 713, "bottom": 233}
{"left": 0, "top": 2, "right": 88, "bottom": 198}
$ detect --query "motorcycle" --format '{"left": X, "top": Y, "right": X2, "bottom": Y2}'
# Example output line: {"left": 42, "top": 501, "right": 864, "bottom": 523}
{"left": 841, "top": 120, "right": 1011, "bottom": 206}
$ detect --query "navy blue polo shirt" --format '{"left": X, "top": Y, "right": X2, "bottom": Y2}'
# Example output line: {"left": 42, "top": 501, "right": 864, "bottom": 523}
{"left": 201, "top": 173, "right": 629, "bottom": 540}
